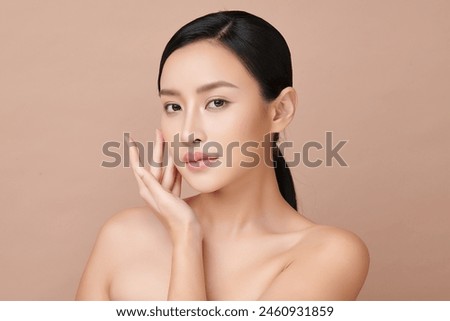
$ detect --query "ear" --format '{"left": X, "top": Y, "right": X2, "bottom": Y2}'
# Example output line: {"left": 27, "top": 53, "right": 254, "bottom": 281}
{"left": 269, "top": 87, "right": 297, "bottom": 133}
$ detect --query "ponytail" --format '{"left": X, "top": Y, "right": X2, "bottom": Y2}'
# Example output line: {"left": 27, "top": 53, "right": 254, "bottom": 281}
{"left": 272, "top": 132, "right": 297, "bottom": 211}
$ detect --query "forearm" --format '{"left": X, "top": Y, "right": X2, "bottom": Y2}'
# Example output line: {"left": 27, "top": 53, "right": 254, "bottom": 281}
{"left": 167, "top": 228, "right": 207, "bottom": 300}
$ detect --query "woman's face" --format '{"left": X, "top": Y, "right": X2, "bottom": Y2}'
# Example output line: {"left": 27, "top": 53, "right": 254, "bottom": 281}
{"left": 159, "top": 40, "right": 273, "bottom": 192}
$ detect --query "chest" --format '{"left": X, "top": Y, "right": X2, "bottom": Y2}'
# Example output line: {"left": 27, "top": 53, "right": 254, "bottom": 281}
{"left": 108, "top": 236, "right": 296, "bottom": 300}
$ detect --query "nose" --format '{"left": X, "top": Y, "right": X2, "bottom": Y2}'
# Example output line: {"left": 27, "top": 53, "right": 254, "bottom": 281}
{"left": 180, "top": 107, "right": 205, "bottom": 145}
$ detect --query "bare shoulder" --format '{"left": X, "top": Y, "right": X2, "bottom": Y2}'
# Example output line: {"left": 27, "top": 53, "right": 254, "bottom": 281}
{"left": 94, "top": 206, "right": 173, "bottom": 260}
{"left": 297, "top": 224, "right": 370, "bottom": 275}
{"left": 103, "top": 206, "right": 166, "bottom": 239}
{"left": 295, "top": 224, "right": 370, "bottom": 298}
{"left": 301, "top": 224, "right": 370, "bottom": 258}
{"left": 258, "top": 223, "right": 370, "bottom": 300}
{"left": 75, "top": 206, "right": 169, "bottom": 300}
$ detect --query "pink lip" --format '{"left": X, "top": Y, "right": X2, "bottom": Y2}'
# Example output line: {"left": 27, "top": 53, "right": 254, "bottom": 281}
{"left": 182, "top": 151, "right": 220, "bottom": 163}
{"left": 185, "top": 158, "right": 219, "bottom": 170}
{"left": 182, "top": 151, "right": 221, "bottom": 171}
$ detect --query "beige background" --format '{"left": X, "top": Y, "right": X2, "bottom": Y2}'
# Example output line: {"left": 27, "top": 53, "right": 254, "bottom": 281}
{"left": 1, "top": 0, "right": 449, "bottom": 300}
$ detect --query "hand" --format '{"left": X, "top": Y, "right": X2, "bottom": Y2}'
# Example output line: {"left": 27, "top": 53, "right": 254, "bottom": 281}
{"left": 128, "top": 129, "right": 201, "bottom": 240}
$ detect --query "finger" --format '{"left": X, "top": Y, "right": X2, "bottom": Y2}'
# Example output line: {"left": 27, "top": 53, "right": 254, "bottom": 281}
{"left": 128, "top": 136, "right": 158, "bottom": 208}
{"left": 132, "top": 166, "right": 158, "bottom": 209}
{"left": 161, "top": 151, "right": 176, "bottom": 191}
{"left": 169, "top": 163, "right": 181, "bottom": 192}
{"left": 172, "top": 169, "right": 182, "bottom": 197}
{"left": 137, "top": 159, "right": 171, "bottom": 204}
{"left": 158, "top": 128, "right": 168, "bottom": 180}
{"left": 128, "top": 135, "right": 144, "bottom": 169}
{"left": 150, "top": 128, "right": 163, "bottom": 180}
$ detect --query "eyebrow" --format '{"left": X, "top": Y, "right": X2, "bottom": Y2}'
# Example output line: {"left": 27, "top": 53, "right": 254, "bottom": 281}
{"left": 159, "top": 80, "right": 239, "bottom": 97}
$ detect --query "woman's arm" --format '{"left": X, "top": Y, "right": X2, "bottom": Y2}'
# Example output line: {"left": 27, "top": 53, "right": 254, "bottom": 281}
{"left": 129, "top": 131, "right": 208, "bottom": 300}
{"left": 75, "top": 220, "right": 116, "bottom": 300}
{"left": 168, "top": 228, "right": 207, "bottom": 300}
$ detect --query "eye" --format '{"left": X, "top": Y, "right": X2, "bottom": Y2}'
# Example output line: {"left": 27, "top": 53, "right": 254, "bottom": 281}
{"left": 206, "top": 99, "right": 228, "bottom": 110}
{"left": 164, "top": 103, "right": 182, "bottom": 113}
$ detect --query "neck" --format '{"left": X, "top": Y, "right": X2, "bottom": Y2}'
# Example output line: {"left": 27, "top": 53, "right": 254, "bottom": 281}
{"left": 191, "top": 164, "right": 295, "bottom": 239}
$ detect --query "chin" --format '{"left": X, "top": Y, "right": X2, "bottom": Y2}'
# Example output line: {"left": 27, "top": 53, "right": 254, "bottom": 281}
{"left": 176, "top": 164, "right": 223, "bottom": 193}
{"left": 181, "top": 165, "right": 252, "bottom": 195}
{"left": 180, "top": 172, "right": 222, "bottom": 193}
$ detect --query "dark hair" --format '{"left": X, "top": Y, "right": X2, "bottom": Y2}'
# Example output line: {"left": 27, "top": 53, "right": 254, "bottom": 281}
{"left": 157, "top": 10, "right": 297, "bottom": 211}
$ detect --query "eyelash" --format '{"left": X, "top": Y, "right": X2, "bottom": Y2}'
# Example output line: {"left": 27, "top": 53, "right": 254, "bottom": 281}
{"left": 164, "top": 99, "right": 229, "bottom": 113}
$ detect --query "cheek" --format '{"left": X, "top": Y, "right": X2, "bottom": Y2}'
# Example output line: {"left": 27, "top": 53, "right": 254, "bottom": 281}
{"left": 207, "top": 103, "right": 269, "bottom": 143}
{"left": 160, "top": 116, "right": 175, "bottom": 135}
{"left": 235, "top": 112, "right": 269, "bottom": 147}
{"left": 209, "top": 109, "right": 269, "bottom": 168}
{"left": 160, "top": 121, "right": 178, "bottom": 161}
{"left": 160, "top": 118, "right": 181, "bottom": 144}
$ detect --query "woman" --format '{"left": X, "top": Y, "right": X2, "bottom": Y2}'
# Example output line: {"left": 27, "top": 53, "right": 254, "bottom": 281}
{"left": 76, "top": 10, "right": 369, "bottom": 301}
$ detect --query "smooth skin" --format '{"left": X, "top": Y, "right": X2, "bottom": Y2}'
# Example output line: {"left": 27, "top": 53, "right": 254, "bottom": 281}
{"left": 75, "top": 40, "right": 369, "bottom": 301}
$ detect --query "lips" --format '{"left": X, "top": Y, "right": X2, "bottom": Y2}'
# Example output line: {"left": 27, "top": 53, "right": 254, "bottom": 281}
{"left": 182, "top": 151, "right": 221, "bottom": 163}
